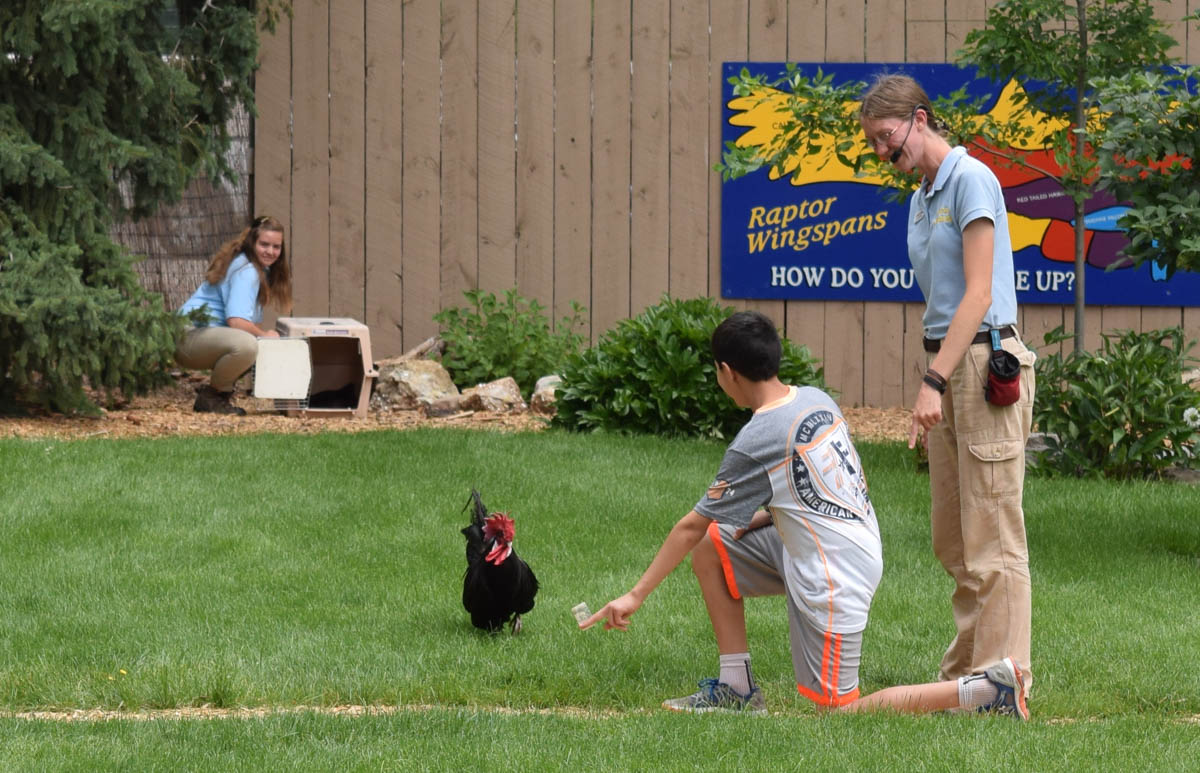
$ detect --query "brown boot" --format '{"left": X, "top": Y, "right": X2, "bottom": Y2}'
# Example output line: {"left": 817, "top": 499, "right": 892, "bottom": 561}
{"left": 193, "top": 385, "right": 246, "bottom": 416}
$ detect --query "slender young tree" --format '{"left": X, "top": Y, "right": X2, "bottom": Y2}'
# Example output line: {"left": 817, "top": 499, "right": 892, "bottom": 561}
{"left": 0, "top": 1, "right": 284, "bottom": 413}
{"left": 957, "top": 0, "right": 1176, "bottom": 351}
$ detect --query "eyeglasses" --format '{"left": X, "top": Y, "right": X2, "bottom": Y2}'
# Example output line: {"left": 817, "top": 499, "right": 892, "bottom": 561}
{"left": 865, "top": 124, "right": 903, "bottom": 151}
{"left": 252, "top": 215, "right": 272, "bottom": 228}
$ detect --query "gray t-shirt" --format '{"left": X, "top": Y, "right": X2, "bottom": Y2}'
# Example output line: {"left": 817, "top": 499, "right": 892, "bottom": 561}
{"left": 695, "top": 386, "right": 883, "bottom": 632}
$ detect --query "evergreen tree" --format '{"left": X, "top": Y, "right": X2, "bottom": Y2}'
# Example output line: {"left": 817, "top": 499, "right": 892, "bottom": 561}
{"left": 0, "top": 1, "right": 276, "bottom": 413}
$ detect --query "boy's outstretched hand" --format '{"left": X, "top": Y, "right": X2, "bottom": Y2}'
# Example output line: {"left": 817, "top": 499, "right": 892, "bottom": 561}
{"left": 579, "top": 591, "right": 642, "bottom": 631}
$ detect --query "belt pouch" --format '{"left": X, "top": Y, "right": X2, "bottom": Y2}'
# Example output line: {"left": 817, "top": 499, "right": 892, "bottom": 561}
{"left": 985, "top": 329, "right": 1021, "bottom": 406}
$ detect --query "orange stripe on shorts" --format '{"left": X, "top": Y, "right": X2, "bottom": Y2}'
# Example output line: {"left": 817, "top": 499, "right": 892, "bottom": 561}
{"left": 707, "top": 521, "right": 741, "bottom": 601}
{"left": 795, "top": 630, "right": 860, "bottom": 708}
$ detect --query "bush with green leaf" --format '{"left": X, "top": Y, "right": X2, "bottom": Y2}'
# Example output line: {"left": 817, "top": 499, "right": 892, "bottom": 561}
{"left": 1032, "top": 325, "right": 1200, "bottom": 479}
{"left": 433, "top": 288, "right": 586, "bottom": 398}
{"left": 0, "top": 1, "right": 283, "bottom": 414}
{"left": 551, "top": 296, "right": 828, "bottom": 439}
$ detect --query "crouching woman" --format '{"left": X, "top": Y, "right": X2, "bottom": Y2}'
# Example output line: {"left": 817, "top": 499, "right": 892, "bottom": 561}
{"left": 175, "top": 215, "right": 292, "bottom": 415}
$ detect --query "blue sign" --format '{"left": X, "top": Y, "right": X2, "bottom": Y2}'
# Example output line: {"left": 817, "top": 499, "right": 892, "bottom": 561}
{"left": 719, "top": 62, "right": 1200, "bottom": 307}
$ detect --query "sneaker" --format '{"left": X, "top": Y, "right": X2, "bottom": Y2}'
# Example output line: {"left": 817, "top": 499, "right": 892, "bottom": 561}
{"left": 982, "top": 657, "right": 1029, "bottom": 720}
{"left": 662, "top": 678, "right": 766, "bottom": 716}
{"left": 194, "top": 385, "right": 246, "bottom": 416}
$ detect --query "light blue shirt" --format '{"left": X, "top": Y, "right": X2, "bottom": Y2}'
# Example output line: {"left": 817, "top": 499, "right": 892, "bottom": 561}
{"left": 179, "top": 254, "right": 263, "bottom": 326}
{"left": 907, "top": 146, "right": 1018, "bottom": 340}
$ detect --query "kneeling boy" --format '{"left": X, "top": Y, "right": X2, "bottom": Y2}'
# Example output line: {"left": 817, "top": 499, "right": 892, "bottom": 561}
{"left": 580, "top": 311, "right": 1028, "bottom": 719}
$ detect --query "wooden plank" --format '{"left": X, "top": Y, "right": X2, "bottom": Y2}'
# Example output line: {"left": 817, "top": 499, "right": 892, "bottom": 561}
{"left": 709, "top": 1, "right": 749, "bottom": 304}
{"left": 785, "top": 300, "right": 826, "bottom": 366}
{"left": 478, "top": 2, "right": 518, "bottom": 293}
{"left": 440, "top": 0, "right": 479, "bottom": 314}
{"left": 750, "top": 0, "right": 786, "bottom": 52}
{"left": 908, "top": 0, "right": 944, "bottom": 19}
{"left": 631, "top": 0, "right": 671, "bottom": 317}
{"left": 824, "top": 302, "right": 865, "bottom": 406}
{"left": 1189, "top": 2, "right": 1200, "bottom": 66}
{"left": 1184, "top": 307, "right": 1200, "bottom": 351}
{"left": 1083, "top": 305, "right": 1103, "bottom": 352}
{"left": 814, "top": 0, "right": 862, "bottom": 404}
{"left": 365, "top": 0, "right": 404, "bottom": 357}
{"left": 328, "top": 0, "right": 366, "bottom": 322}
{"left": 515, "top": 1, "right": 555, "bottom": 307}
{"left": 865, "top": 0, "right": 906, "bottom": 61}
{"left": 1020, "top": 303, "right": 1064, "bottom": 360}
{"left": 1159, "top": 0, "right": 1189, "bottom": 61}
{"left": 946, "top": 2, "right": 985, "bottom": 61}
{"left": 906, "top": 20, "right": 945, "bottom": 62}
{"left": 786, "top": 0, "right": 825, "bottom": 61}
{"left": 401, "top": 0, "right": 442, "bottom": 351}
{"left": 1141, "top": 306, "right": 1183, "bottom": 333}
{"left": 669, "top": 0, "right": 713, "bottom": 299}
{"left": 863, "top": 302, "right": 904, "bottom": 407}
{"left": 554, "top": 0, "right": 593, "bottom": 334}
{"left": 946, "top": 20, "right": 983, "bottom": 57}
{"left": 785, "top": 0, "right": 825, "bottom": 364}
{"left": 825, "top": 0, "right": 865, "bottom": 62}
{"left": 1100, "top": 305, "right": 1139, "bottom": 339}
{"left": 745, "top": 0, "right": 786, "bottom": 326}
{"left": 946, "top": 0, "right": 986, "bottom": 19}
{"left": 593, "top": 0, "right": 633, "bottom": 338}
{"left": 253, "top": 10, "right": 291, "bottom": 243}
{"left": 290, "top": 0, "right": 330, "bottom": 316}
{"left": 902, "top": 302, "right": 926, "bottom": 406}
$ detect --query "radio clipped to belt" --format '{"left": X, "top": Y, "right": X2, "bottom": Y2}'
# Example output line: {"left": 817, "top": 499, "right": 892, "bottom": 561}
{"left": 984, "top": 328, "right": 1021, "bottom": 406}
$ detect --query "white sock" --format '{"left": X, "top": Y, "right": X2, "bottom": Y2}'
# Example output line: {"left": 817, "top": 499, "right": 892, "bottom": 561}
{"left": 719, "top": 652, "right": 754, "bottom": 695}
{"left": 957, "top": 673, "right": 999, "bottom": 710}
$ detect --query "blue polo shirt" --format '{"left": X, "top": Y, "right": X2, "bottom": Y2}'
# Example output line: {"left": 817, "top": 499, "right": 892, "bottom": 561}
{"left": 907, "top": 146, "right": 1018, "bottom": 340}
{"left": 179, "top": 254, "right": 263, "bottom": 326}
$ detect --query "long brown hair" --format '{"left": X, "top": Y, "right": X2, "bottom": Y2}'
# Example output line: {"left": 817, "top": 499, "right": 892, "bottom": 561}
{"left": 204, "top": 215, "right": 293, "bottom": 311}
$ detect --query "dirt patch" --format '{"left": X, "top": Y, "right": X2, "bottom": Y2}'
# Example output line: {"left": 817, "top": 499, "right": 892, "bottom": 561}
{"left": 0, "top": 373, "right": 910, "bottom": 443}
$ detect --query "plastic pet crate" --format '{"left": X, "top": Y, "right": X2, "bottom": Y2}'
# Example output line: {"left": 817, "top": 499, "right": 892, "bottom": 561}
{"left": 252, "top": 317, "right": 378, "bottom": 418}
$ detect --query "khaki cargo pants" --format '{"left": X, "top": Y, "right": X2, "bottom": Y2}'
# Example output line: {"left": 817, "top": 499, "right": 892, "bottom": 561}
{"left": 926, "top": 335, "right": 1036, "bottom": 686}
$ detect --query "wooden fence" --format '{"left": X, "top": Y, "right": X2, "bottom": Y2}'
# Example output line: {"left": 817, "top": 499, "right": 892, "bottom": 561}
{"left": 252, "top": 0, "right": 1200, "bottom": 408}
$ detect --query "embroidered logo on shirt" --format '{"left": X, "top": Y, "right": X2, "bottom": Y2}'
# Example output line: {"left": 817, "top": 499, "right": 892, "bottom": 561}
{"left": 707, "top": 480, "right": 732, "bottom": 500}
{"left": 788, "top": 409, "right": 871, "bottom": 521}
{"left": 932, "top": 206, "right": 952, "bottom": 225}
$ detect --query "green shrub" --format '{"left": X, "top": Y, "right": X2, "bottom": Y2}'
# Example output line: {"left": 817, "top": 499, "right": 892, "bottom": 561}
{"left": 1032, "top": 325, "right": 1200, "bottom": 479}
{"left": 551, "top": 296, "right": 828, "bottom": 439}
{"left": 433, "top": 288, "right": 586, "bottom": 398}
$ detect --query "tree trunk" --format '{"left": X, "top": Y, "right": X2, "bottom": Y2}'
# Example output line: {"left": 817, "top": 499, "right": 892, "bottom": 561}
{"left": 1072, "top": 0, "right": 1089, "bottom": 353}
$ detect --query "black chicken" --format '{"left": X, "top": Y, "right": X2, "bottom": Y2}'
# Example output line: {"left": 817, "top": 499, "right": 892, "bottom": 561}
{"left": 461, "top": 489, "right": 539, "bottom": 633}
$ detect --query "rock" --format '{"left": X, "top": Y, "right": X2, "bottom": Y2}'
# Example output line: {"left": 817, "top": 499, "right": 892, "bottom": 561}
{"left": 530, "top": 375, "right": 562, "bottom": 417}
{"left": 1025, "top": 432, "right": 1054, "bottom": 468}
{"left": 425, "top": 395, "right": 464, "bottom": 417}
{"left": 371, "top": 358, "right": 460, "bottom": 412}
{"left": 460, "top": 377, "right": 527, "bottom": 413}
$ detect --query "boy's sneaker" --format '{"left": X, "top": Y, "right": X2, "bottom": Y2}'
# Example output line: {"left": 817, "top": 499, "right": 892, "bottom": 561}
{"left": 981, "top": 657, "right": 1030, "bottom": 720}
{"left": 662, "top": 678, "right": 766, "bottom": 716}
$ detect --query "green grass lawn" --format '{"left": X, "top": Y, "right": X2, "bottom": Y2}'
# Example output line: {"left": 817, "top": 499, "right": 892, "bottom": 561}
{"left": 0, "top": 428, "right": 1197, "bottom": 771}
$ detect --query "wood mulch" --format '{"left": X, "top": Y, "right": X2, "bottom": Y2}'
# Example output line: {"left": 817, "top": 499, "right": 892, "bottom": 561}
{"left": 0, "top": 372, "right": 911, "bottom": 443}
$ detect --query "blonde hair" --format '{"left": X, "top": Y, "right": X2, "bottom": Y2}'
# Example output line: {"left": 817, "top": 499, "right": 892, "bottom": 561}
{"left": 860, "top": 73, "right": 945, "bottom": 134}
{"left": 204, "top": 215, "right": 293, "bottom": 311}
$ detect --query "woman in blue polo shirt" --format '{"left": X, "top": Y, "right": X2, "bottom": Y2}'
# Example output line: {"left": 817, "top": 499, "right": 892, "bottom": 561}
{"left": 859, "top": 74, "right": 1037, "bottom": 690}
{"left": 176, "top": 215, "right": 293, "bottom": 415}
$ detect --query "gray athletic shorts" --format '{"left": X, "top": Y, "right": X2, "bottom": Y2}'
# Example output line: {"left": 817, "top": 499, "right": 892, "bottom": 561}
{"left": 708, "top": 520, "right": 863, "bottom": 707}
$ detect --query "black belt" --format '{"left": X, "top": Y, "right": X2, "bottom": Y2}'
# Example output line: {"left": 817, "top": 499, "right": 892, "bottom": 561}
{"left": 923, "top": 326, "right": 1016, "bottom": 353}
